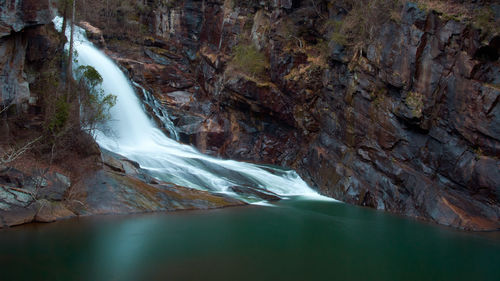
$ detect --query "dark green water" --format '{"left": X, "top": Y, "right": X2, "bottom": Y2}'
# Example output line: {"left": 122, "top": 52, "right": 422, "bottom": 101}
{"left": 1, "top": 197, "right": 499, "bottom": 281}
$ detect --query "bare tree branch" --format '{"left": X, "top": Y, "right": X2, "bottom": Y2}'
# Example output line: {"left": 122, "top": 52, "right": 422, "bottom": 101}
{"left": 310, "top": 0, "right": 326, "bottom": 20}
{"left": 0, "top": 100, "right": 14, "bottom": 115}
{"left": 0, "top": 136, "right": 42, "bottom": 164}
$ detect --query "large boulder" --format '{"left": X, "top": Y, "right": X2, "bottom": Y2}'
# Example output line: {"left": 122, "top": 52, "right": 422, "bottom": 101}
{"left": 0, "top": 166, "right": 75, "bottom": 227}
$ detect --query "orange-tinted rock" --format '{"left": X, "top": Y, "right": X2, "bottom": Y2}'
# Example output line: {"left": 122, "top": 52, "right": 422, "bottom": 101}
{"left": 35, "top": 200, "right": 75, "bottom": 223}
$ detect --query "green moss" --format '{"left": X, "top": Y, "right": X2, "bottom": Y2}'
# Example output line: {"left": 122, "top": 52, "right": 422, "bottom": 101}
{"left": 405, "top": 91, "right": 424, "bottom": 117}
{"left": 372, "top": 91, "right": 386, "bottom": 109}
{"left": 324, "top": 20, "right": 347, "bottom": 45}
{"left": 473, "top": 147, "right": 483, "bottom": 160}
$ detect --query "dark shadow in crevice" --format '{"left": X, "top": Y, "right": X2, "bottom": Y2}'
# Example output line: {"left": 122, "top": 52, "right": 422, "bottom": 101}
{"left": 474, "top": 36, "right": 500, "bottom": 62}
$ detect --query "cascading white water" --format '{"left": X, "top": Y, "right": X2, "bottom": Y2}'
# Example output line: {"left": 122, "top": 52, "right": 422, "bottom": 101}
{"left": 54, "top": 17, "right": 326, "bottom": 201}
{"left": 133, "top": 82, "right": 179, "bottom": 141}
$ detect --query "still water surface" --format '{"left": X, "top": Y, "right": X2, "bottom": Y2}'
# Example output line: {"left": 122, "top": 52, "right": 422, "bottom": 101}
{"left": 1, "top": 198, "right": 499, "bottom": 281}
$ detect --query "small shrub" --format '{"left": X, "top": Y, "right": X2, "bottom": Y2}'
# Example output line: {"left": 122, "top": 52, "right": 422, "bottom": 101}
{"left": 336, "top": 0, "right": 402, "bottom": 51}
{"left": 76, "top": 65, "right": 117, "bottom": 134}
{"left": 314, "top": 39, "right": 330, "bottom": 61}
{"left": 390, "top": 9, "right": 402, "bottom": 23}
{"left": 325, "top": 20, "right": 347, "bottom": 45}
{"left": 47, "top": 97, "right": 70, "bottom": 133}
{"left": 77, "top": 65, "right": 102, "bottom": 88}
{"left": 231, "top": 0, "right": 258, "bottom": 9}
{"left": 279, "top": 18, "right": 304, "bottom": 50}
{"left": 231, "top": 43, "right": 269, "bottom": 78}
{"left": 475, "top": 8, "right": 494, "bottom": 28}
{"left": 243, "top": 17, "right": 254, "bottom": 32}
{"left": 330, "top": 32, "right": 347, "bottom": 46}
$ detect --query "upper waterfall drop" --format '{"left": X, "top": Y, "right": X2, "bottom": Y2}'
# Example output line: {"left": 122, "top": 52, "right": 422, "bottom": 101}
{"left": 53, "top": 17, "right": 326, "bottom": 200}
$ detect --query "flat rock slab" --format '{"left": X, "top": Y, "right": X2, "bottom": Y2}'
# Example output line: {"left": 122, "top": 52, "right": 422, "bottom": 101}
{"left": 0, "top": 150, "right": 246, "bottom": 228}
{"left": 229, "top": 185, "right": 281, "bottom": 201}
{"left": 68, "top": 150, "right": 246, "bottom": 217}
{"left": 68, "top": 169, "right": 246, "bottom": 216}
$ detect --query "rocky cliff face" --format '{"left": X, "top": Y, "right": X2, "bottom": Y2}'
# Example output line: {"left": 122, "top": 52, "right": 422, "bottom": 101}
{"left": 301, "top": 4, "right": 500, "bottom": 231}
{"left": 83, "top": 0, "right": 500, "bottom": 230}
{"left": 0, "top": 0, "right": 56, "bottom": 37}
{"left": 0, "top": 0, "right": 56, "bottom": 109}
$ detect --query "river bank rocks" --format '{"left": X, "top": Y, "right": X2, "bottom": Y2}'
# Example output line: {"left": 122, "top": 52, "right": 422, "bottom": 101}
{"left": 67, "top": 149, "right": 245, "bottom": 216}
{"left": 79, "top": 1, "right": 500, "bottom": 230}
{"left": 0, "top": 166, "right": 76, "bottom": 227}
{"left": 0, "top": 149, "right": 245, "bottom": 228}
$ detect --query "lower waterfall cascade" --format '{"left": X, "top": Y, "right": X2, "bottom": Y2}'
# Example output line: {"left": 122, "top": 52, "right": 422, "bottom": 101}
{"left": 54, "top": 17, "right": 329, "bottom": 203}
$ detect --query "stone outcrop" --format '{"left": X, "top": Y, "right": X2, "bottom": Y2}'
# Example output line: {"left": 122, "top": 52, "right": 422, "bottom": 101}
{"left": 0, "top": 0, "right": 56, "bottom": 37}
{"left": 0, "top": 149, "right": 245, "bottom": 228}
{"left": 0, "top": 166, "right": 76, "bottom": 227}
{"left": 297, "top": 4, "right": 500, "bottom": 231}
{"left": 0, "top": 0, "right": 56, "bottom": 110}
{"left": 67, "top": 149, "right": 245, "bottom": 217}
{"left": 0, "top": 30, "right": 30, "bottom": 108}
{"left": 80, "top": 0, "right": 499, "bottom": 230}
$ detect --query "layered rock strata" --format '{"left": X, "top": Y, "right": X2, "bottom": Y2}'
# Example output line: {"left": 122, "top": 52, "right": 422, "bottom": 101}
{"left": 81, "top": 0, "right": 500, "bottom": 230}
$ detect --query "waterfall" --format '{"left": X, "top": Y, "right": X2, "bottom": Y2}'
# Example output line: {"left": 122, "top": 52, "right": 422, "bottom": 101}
{"left": 132, "top": 82, "right": 179, "bottom": 141}
{"left": 54, "top": 17, "right": 325, "bottom": 201}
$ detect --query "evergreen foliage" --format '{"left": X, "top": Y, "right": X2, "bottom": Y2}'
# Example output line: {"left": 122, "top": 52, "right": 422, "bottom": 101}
{"left": 76, "top": 65, "right": 117, "bottom": 135}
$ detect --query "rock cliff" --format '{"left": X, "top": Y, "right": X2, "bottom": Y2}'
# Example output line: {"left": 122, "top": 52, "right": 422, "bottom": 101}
{"left": 79, "top": 0, "right": 500, "bottom": 230}
{"left": 0, "top": 0, "right": 56, "bottom": 112}
{"left": 2, "top": 0, "right": 498, "bottom": 230}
